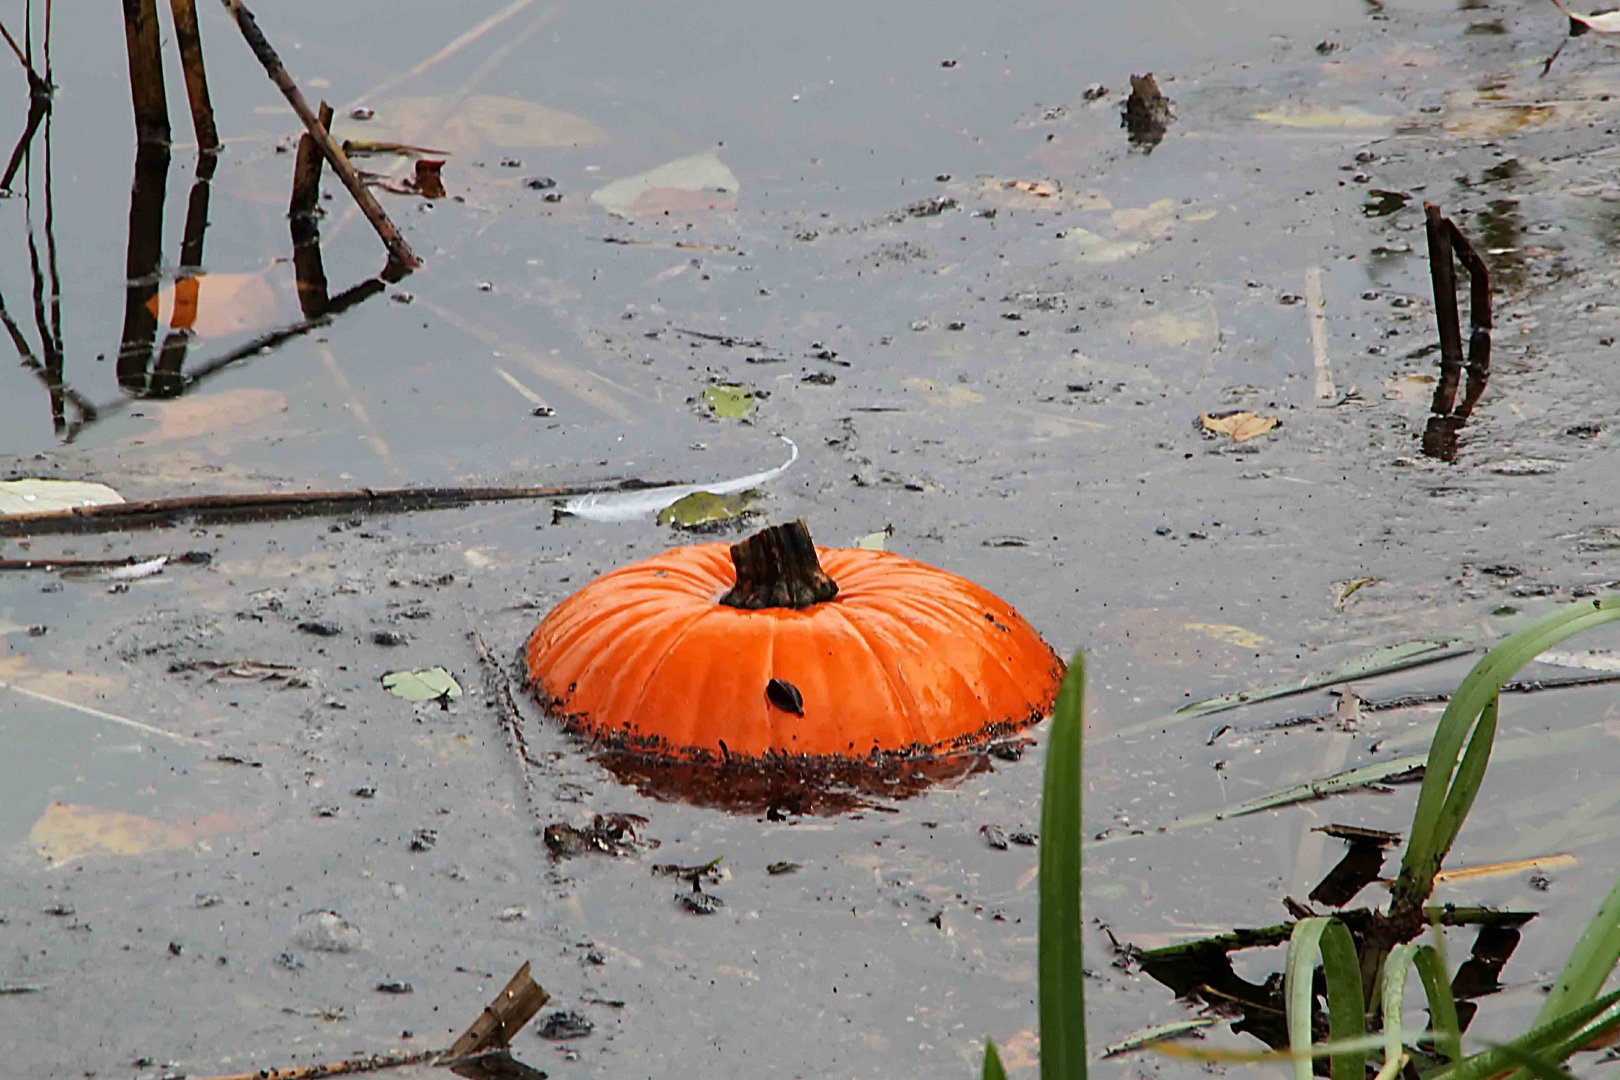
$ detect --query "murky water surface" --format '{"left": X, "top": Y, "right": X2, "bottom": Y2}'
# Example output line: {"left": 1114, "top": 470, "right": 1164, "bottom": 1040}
{"left": 4, "top": 0, "right": 1620, "bottom": 1076}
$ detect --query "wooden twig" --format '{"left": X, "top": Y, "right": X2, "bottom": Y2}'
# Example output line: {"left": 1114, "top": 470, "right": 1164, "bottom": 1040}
{"left": 0, "top": 476, "right": 677, "bottom": 536}
{"left": 169, "top": 0, "right": 219, "bottom": 151}
{"left": 121, "top": 0, "right": 170, "bottom": 144}
{"left": 1421, "top": 203, "right": 1493, "bottom": 460}
{"left": 218, "top": 0, "right": 420, "bottom": 269}
{"left": 470, "top": 628, "right": 543, "bottom": 835}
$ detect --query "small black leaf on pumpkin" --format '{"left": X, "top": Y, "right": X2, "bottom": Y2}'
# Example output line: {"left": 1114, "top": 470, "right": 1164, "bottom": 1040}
{"left": 766, "top": 678, "right": 804, "bottom": 716}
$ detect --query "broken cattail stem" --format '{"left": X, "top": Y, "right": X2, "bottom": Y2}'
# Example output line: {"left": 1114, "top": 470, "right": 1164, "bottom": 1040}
{"left": 168, "top": 0, "right": 219, "bottom": 151}
{"left": 1424, "top": 203, "right": 1464, "bottom": 417}
{"left": 217, "top": 0, "right": 420, "bottom": 269}
{"left": 121, "top": 0, "right": 170, "bottom": 144}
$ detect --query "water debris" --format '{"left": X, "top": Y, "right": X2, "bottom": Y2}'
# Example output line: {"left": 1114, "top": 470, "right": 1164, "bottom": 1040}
{"left": 702, "top": 382, "right": 756, "bottom": 419}
{"left": 1335, "top": 576, "right": 1380, "bottom": 608}
{"left": 1122, "top": 73, "right": 1173, "bottom": 150}
{"left": 0, "top": 479, "right": 123, "bottom": 514}
{"left": 1549, "top": 0, "right": 1620, "bottom": 34}
{"left": 536, "top": 1010, "right": 593, "bottom": 1040}
{"left": 171, "top": 659, "right": 310, "bottom": 685}
{"left": 559, "top": 436, "right": 797, "bottom": 523}
{"left": 656, "top": 489, "right": 757, "bottom": 531}
{"left": 590, "top": 151, "right": 739, "bottom": 219}
{"left": 293, "top": 910, "right": 363, "bottom": 953}
{"left": 1100, "top": 1017, "right": 1216, "bottom": 1058}
{"left": 28, "top": 801, "right": 238, "bottom": 864}
{"left": 543, "top": 814, "right": 647, "bottom": 859}
{"left": 852, "top": 526, "right": 892, "bottom": 550}
{"left": 381, "top": 667, "right": 462, "bottom": 702}
{"left": 1200, "top": 410, "right": 1279, "bottom": 443}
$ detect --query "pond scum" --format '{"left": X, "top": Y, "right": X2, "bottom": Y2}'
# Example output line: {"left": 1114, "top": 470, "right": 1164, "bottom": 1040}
{"left": 993, "top": 594, "right": 1620, "bottom": 1079}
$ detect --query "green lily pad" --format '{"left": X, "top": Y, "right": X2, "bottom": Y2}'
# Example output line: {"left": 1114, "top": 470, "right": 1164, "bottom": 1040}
{"left": 381, "top": 667, "right": 462, "bottom": 702}
{"left": 656, "top": 490, "right": 756, "bottom": 531}
{"left": 702, "top": 383, "right": 755, "bottom": 419}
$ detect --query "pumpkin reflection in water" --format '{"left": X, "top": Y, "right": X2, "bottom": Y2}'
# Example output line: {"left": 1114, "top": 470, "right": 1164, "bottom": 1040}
{"left": 525, "top": 521, "right": 1063, "bottom": 783}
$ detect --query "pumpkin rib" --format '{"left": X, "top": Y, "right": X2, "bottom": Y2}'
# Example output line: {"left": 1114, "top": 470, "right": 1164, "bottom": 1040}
{"left": 537, "top": 586, "right": 681, "bottom": 653}
{"left": 827, "top": 603, "right": 927, "bottom": 749}
{"left": 618, "top": 604, "right": 725, "bottom": 742}
{"left": 835, "top": 601, "right": 988, "bottom": 746}
{"left": 875, "top": 587, "right": 1036, "bottom": 714}
{"left": 538, "top": 594, "right": 693, "bottom": 696}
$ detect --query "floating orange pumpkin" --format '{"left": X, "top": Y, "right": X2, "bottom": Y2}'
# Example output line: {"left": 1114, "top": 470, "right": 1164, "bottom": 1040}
{"left": 525, "top": 520, "right": 1063, "bottom": 763}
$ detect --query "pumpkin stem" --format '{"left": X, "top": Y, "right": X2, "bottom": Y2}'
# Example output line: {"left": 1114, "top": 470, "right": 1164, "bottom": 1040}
{"left": 719, "top": 520, "right": 839, "bottom": 610}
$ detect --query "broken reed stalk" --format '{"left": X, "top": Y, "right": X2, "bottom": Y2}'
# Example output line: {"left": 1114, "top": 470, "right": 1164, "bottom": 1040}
{"left": 290, "top": 100, "right": 334, "bottom": 218}
{"left": 122, "top": 0, "right": 170, "bottom": 144}
{"left": 192, "top": 962, "right": 547, "bottom": 1080}
{"left": 446, "top": 960, "right": 550, "bottom": 1059}
{"left": 1424, "top": 203, "right": 1493, "bottom": 419}
{"left": 217, "top": 0, "right": 420, "bottom": 269}
{"left": 0, "top": 476, "right": 677, "bottom": 537}
{"left": 1424, "top": 203, "right": 1464, "bottom": 415}
{"left": 168, "top": 0, "right": 219, "bottom": 151}
{"left": 191, "top": 1049, "right": 440, "bottom": 1080}
{"left": 470, "top": 628, "right": 545, "bottom": 836}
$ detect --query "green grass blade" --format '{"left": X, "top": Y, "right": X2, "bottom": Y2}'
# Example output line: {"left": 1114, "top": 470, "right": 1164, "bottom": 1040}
{"left": 1423, "top": 986, "right": 1620, "bottom": 1080}
{"left": 983, "top": 1040, "right": 1008, "bottom": 1080}
{"left": 1392, "top": 596, "right": 1620, "bottom": 914}
{"left": 1381, "top": 942, "right": 1419, "bottom": 1072}
{"left": 1427, "top": 694, "right": 1497, "bottom": 868}
{"left": 1039, "top": 654, "right": 1087, "bottom": 1080}
{"left": 1413, "top": 944, "right": 1462, "bottom": 1064}
{"left": 1285, "top": 917, "right": 1367, "bottom": 1080}
{"left": 1488, "top": 1042, "right": 1577, "bottom": 1080}
{"left": 1533, "top": 872, "right": 1620, "bottom": 1028}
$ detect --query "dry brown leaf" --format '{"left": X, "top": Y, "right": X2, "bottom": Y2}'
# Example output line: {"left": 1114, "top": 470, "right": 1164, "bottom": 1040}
{"left": 1006, "top": 178, "right": 1058, "bottom": 197}
{"left": 1201, "top": 411, "right": 1279, "bottom": 443}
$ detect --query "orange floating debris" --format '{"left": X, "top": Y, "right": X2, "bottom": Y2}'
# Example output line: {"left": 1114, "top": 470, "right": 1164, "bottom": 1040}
{"left": 525, "top": 520, "right": 1063, "bottom": 763}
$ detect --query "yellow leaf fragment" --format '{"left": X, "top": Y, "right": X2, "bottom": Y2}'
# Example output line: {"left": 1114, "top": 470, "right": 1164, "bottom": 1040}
{"left": 1252, "top": 105, "right": 1395, "bottom": 130}
{"left": 1201, "top": 411, "right": 1279, "bottom": 443}
{"left": 1185, "top": 622, "right": 1269, "bottom": 650}
{"left": 28, "top": 802, "right": 234, "bottom": 864}
{"left": 1432, "top": 854, "right": 1576, "bottom": 886}
{"left": 1005, "top": 178, "right": 1058, "bottom": 197}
